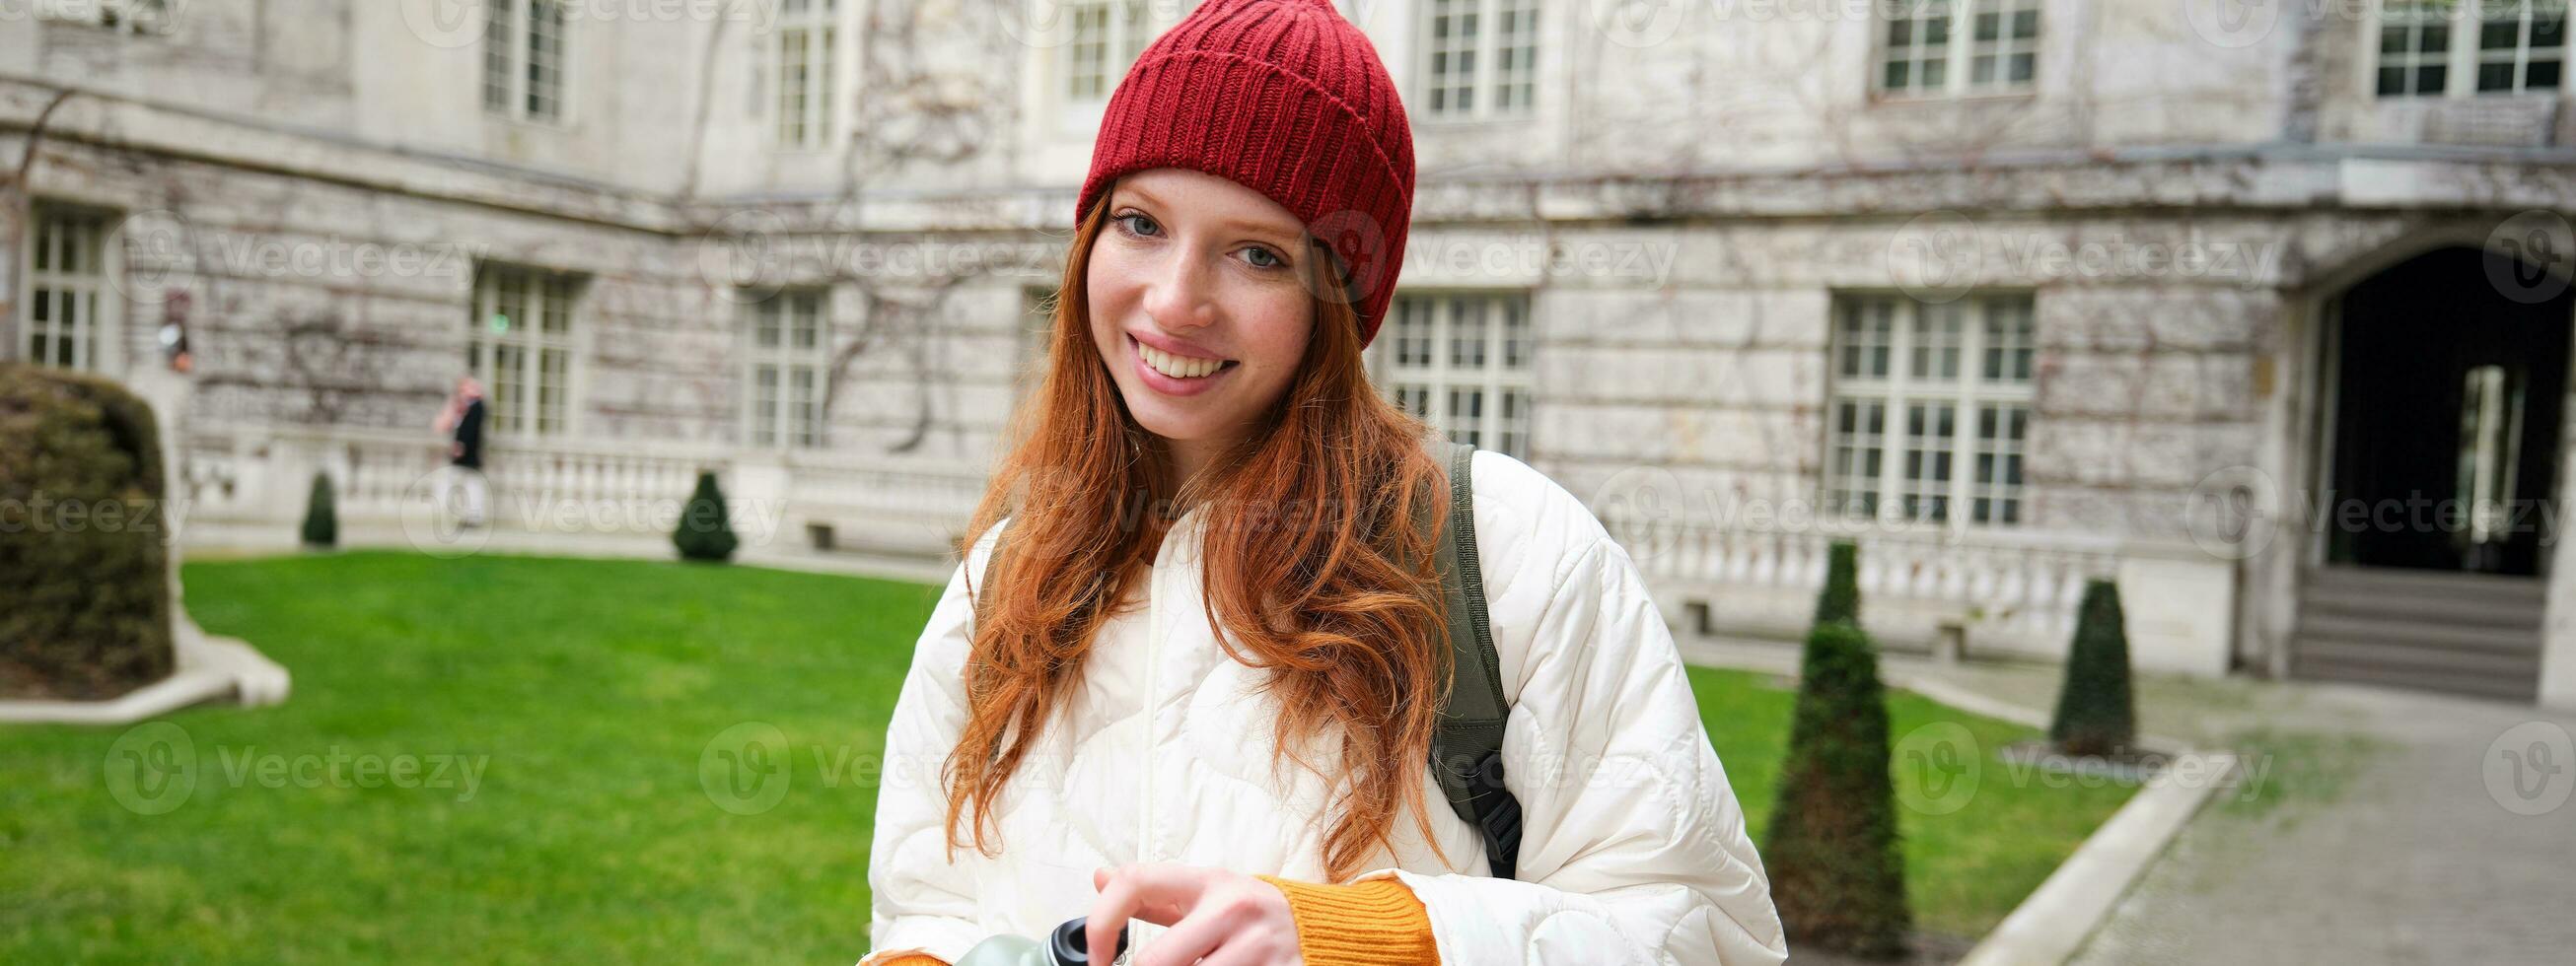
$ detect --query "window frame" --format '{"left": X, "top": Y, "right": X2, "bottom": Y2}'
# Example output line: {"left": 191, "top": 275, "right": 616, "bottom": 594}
{"left": 1060, "top": 0, "right": 1155, "bottom": 104}
{"left": 16, "top": 202, "right": 124, "bottom": 376}
{"left": 1370, "top": 291, "right": 1537, "bottom": 459}
{"left": 1419, "top": 0, "right": 1542, "bottom": 121}
{"left": 2367, "top": 0, "right": 2572, "bottom": 100}
{"left": 465, "top": 263, "right": 585, "bottom": 440}
{"left": 755, "top": 0, "right": 841, "bottom": 149}
{"left": 740, "top": 288, "right": 833, "bottom": 449}
{"left": 35, "top": 0, "right": 176, "bottom": 34}
{"left": 1823, "top": 293, "right": 2036, "bottom": 533}
{"left": 483, "top": 0, "right": 572, "bottom": 124}
{"left": 1870, "top": 0, "right": 2043, "bottom": 101}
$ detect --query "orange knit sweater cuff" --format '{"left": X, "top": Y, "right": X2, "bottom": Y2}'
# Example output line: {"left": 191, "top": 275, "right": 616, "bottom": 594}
{"left": 1256, "top": 874, "right": 1440, "bottom": 966}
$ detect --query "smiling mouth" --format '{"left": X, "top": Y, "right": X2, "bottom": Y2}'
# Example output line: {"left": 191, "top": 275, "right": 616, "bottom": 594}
{"left": 1131, "top": 335, "right": 1239, "bottom": 380}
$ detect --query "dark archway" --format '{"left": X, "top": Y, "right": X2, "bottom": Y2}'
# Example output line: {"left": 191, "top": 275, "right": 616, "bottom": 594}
{"left": 2326, "top": 246, "right": 2573, "bottom": 577}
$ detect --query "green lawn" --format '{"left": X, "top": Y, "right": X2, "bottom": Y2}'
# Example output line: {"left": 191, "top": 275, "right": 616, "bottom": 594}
{"left": 1, "top": 552, "right": 2131, "bottom": 961}
{"left": 1691, "top": 667, "right": 2136, "bottom": 940}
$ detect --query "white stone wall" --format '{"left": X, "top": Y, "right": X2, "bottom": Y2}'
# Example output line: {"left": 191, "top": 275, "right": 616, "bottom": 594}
{"left": 13, "top": 1, "right": 2576, "bottom": 686}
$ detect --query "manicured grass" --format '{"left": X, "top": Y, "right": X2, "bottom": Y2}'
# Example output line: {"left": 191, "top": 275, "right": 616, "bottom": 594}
{"left": 1, "top": 552, "right": 941, "bottom": 965}
{"left": 1693, "top": 666, "right": 2138, "bottom": 940}
{"left": 1, "top": 553, "right": 2131, "bottom": 960}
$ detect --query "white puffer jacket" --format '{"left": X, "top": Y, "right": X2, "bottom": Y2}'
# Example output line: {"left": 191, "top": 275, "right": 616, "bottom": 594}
{"left": 861, "top": 451, "right": 1786, "bottom": 965}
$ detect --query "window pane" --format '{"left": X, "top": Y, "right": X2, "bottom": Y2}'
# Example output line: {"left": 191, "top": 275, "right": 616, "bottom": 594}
{"left": 792, "top": 292, "right": 821, "bottom": 349}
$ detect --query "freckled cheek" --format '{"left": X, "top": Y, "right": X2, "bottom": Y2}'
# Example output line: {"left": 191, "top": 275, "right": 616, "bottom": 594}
{"left": 1242, "top": 299, "right": 1315, "bottom": 376}
{"left": 1085, "top": 262, "right": 1145, "bottom": 357}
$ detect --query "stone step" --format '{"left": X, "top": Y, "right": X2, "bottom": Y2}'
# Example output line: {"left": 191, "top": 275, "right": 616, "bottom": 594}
{"left": 2290, "top": 637, "right": 2543, "bottom": 679}
{"left": 2293, "top": 614, "right": 2542, "bottom": 656}
{"left": 2290, "top": 649, "right": 2541, "bottom": 703}
{"left": 2303, "top": 567, "right": 2547, "bottom": 607}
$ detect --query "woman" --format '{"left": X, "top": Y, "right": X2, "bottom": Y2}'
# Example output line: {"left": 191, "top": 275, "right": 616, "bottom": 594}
{"left": 863, "top": 1, "right": 1782, "bottom": 963}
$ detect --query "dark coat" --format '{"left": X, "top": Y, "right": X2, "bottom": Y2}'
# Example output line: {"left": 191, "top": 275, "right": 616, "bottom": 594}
{"left": 453, "top": 398, "right": 486, "bottom": 468}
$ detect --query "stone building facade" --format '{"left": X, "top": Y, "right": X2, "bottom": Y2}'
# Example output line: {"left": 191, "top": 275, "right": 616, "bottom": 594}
{"left": 7, "top": 0, "right": 2576, "bottom": 706}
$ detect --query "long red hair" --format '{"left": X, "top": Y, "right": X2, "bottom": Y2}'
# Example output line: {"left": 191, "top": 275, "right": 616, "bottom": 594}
{"left": 943, "top": 194, "right": 1455, "bottom": 882}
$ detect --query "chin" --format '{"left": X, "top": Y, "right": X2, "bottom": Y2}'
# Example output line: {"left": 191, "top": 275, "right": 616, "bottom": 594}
{"left": 1126, "top": 404, "right": 1229, "bottom": 447}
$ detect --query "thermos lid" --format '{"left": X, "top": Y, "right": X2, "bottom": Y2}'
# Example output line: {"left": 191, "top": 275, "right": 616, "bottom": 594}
{"left": 1047, "top": 916, "right": 1129, "bottom": 965}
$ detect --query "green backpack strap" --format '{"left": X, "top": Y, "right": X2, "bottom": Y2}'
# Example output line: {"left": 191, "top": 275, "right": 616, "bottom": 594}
{"left": 1424, "top": 441, "right": 1522, "bottom": 880}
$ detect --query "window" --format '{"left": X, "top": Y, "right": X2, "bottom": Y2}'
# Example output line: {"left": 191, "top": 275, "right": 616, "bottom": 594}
{"left": 2377, "top": 0, "right": 2567, "bottom": 97}
{"left": 17, "top": 205, "right": 118, "bottom": 374}
{"left": 484, "top": 0, "right": 567, "bottom": 121}
{"left": 1876, "top": 0, "right": 2039, "bottom": 98}
{"left": 1064, "top": 1, "right": 1153, "bottom": 102}
{"left": 743, "top": 289, "right": 830, "bottom": 448}
{"left": 1375, "top": 293, "right": 1535, "bottom": 458}
{"left": 466, "top": 265, "right": 581, "bottom": 438}
{"left": 1825, "top": 295, "right": 2034, "bottom": 526}
{"left": 1423, "top": 0, "right": 1540, "bottom": 118}
{"left": 761, "top": 0, "right": 839, "bottom": 148}
{"left": 36, "top": 0, "right": 175, "bottom": 34}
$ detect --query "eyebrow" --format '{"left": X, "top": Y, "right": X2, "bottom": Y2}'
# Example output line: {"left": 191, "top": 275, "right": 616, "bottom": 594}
{"left": 1115, "top": 185, "right": 1305, "bottom": 250}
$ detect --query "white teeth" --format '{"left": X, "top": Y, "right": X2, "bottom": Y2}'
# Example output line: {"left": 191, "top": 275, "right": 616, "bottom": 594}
{"left": 1138, "top": 341, "right": 1226, "bottom": 380}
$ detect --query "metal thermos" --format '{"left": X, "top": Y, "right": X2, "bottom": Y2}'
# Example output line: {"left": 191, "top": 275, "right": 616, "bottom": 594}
{"left": 952, "top": 916, "right": 1129, "bottom": 966}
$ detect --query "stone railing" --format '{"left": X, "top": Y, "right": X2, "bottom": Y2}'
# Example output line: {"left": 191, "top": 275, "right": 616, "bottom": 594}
{"left": 1608, "top": 515, "right": 2130, "bottom": 660}
{"left": 174, "top": 421, "right": 990, "bottom": 561}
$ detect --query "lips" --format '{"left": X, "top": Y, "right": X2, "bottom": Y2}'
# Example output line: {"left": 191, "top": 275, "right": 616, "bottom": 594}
{"left": 1128, "top": 333, "right": 1237, "bottom": 380}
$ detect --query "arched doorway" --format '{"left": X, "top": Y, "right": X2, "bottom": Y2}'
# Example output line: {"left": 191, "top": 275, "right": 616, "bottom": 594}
{"left": 2296, "top": 245, "right": 2573, "bottom": 701}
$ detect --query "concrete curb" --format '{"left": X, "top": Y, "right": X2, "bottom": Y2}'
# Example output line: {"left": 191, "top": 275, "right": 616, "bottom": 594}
{"left": 0, "top": 618, "right": 291, "bottom": 725}
{"left": 1958, "top": 752, "right": 2238, "bottom": 966}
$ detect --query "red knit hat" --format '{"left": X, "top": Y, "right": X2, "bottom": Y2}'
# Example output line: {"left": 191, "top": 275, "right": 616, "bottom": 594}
{"left": 1076, "top": 0, "right": 1415, "bottom": 345}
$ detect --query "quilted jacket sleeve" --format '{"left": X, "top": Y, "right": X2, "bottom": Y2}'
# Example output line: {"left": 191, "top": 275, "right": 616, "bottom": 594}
{"left": 856, "top": 527, "right": 1001, "bottom": 966}
{"left": 1365, "top": 457, "right": 1787, "bottom": 965}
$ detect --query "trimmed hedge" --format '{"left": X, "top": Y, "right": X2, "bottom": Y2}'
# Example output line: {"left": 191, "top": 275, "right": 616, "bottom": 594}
{"left": 2049, "top": 580, "right": 2137, "bottom": 757}
{"left": 0, "top": 363, "right": 176, "bottom": 699}
{"left": 672, "top": 471, "right": 739, "bottom": 563}
{"left": 301, "top": 471, "right": 337, "bottom": 548}
{"left": 1765, "top": 620, "right": 1912, "bottom": 958}
{"left": 1815, "top": 539, "right": 1861, "bottom": 628}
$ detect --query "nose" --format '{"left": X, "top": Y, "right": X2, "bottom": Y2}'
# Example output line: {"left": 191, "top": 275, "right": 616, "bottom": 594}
{"left": 1139, "top": 243, "right": 1218, "bottom": 331}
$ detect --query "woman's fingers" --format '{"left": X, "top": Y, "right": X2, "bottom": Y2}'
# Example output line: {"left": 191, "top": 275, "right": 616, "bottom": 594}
{"left": 1131, "top": 902, "right": 1235, "bottom": 966}
{"left": 1087, "top": 863, "right": 1205, "bottom": 962}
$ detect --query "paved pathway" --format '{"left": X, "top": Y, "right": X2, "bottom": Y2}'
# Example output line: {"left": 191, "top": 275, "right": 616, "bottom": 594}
{"left": 1681, "top": 638, "right": 2576, "bottom": 966}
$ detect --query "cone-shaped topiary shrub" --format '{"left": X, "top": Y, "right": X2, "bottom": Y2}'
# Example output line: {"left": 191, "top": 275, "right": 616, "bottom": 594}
{"left": 673, "top": 470, "right": 739, "bottom": 563}
{"left": 2049, "top": 579, "right": 2136, "bottom": 757}
{"left": 1765, "top": 619, "right": 1911, "bottom": 958}
{"left": 301, "top": 471, "right": 337, "bottom": 549}
{"left": 1815, "top": 539, "right": 1861, "bottom": 627}
{"left": 0, "top": 363, "right": 176, "bottom": 699}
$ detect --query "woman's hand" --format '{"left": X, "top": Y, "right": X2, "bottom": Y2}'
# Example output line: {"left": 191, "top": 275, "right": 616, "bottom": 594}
{"left": 1087, "top": 862, "right": 1305, "bottom": 966}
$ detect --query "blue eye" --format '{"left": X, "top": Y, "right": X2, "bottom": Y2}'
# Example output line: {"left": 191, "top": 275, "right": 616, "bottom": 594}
{"left": 1242, "top": 246, "right": 1283, "bottom": 270}
{"left": 1116, "top": 213, "right": 1161, "bottom": 238}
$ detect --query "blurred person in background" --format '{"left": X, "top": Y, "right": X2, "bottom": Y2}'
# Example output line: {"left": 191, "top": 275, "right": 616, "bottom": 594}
{"left": 434, "top": 376, "right": 486, "bottom": 528}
